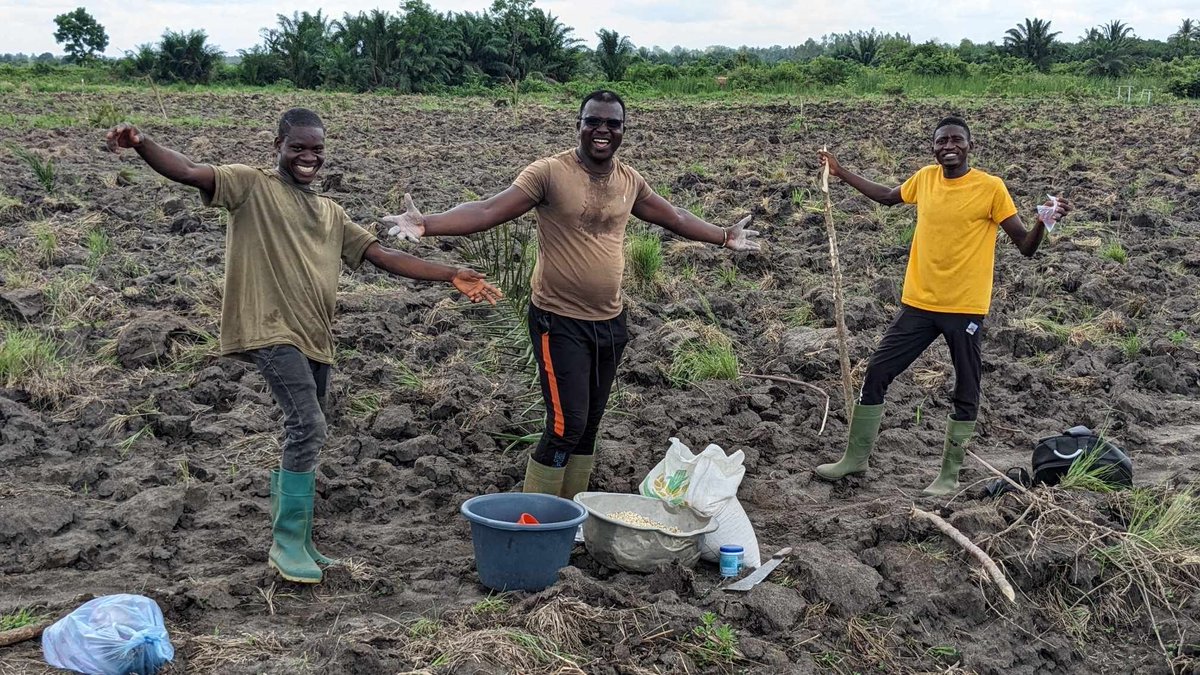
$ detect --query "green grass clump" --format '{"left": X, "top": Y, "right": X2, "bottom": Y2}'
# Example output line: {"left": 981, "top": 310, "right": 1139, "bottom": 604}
{"left": 668, "top": 323, "right": 739, "bottom": 387}
{"left": 690, "top": 611, "right": 740, "bottom": 665}
{"left": 9, "top": 145, "right": 56, "bottom": 193}
{"left": 0, "top": 324, "right": 66, "bottom": 390}
{"left": 626, "top": 229, "right": 663, "bottom": 290}
{"left": 85, "top": 228, "right": 111, "bottom": 267}
{"left": 1101, "top": 241, "right": 1127, "bottom": 264}
{"left": 0, "top": 607, "right": 47, "bottom": 631}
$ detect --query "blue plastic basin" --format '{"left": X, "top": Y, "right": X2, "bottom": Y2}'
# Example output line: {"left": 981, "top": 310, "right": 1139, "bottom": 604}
{"left": 460, "top": 493, "right": 587, "bottom": 592}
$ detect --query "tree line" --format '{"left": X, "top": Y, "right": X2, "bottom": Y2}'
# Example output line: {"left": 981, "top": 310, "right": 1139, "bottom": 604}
{"left": 9, "top": 1, "right": 1199, "bottom": 97}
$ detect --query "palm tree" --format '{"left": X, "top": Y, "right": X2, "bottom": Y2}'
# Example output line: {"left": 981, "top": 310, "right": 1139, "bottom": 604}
{"left": 1003, "top": 18, "right": 1061, "bottom": 72}
{"left": 454, "top": 12, "right": 508, "bottom": 81}
{"left": 1170, "top": 18, "right": 1199, "bottom": 56}
{"left": 156, "top": 30, "right": 223, "bottom": 84}
{"left": 334, "top": 10, "right": 403, "bottom": 90}
{"left": 595, "top": 28, "right": 634, "bottom": 81}
{"left": 1080, "top": 20, "right": 1136, "bottom": 77}
{"left": 263, "top": 11, "right": 333, "bottom": 89}
{"left": 524, "top": 9, "right": 582, "bottom": 82}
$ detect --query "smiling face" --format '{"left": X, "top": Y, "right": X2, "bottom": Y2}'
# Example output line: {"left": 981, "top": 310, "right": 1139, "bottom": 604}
{"left": 576, "top": 98, "right": 625, "bottom": 169}
{"left": 932, "top": 124, "right": 971, "bottom": 177}
{"left": 274, "top": 126, "right": 325, "bottom": 186}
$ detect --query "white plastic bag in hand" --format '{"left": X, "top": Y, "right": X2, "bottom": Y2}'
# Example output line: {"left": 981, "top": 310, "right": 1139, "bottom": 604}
{"left": 1037, "top": 194, "right": 1060, "bottom": 232}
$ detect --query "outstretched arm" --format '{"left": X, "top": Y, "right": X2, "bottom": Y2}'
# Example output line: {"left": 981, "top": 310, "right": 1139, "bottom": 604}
{"left": 105, "top": 123, "right": 215, "bottom": 196}
{"left": 631, "top": 193, "right": 760, "bottom": 252}
{"left": 383, "top": 187, "right": 536, "bottom": 242}
{"left": 363, "top": 242, "right": 502, "bottom": 304}
{"left": 999, "top": 197, "right": 1073, "bottom": 257}
{"left": 818, "top": 150, "right": 902, "bottom": 206}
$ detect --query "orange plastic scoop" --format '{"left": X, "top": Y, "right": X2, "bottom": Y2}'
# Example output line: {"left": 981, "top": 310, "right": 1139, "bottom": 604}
{"left": 517, "top": 513, "right": 540, "bottom": 525}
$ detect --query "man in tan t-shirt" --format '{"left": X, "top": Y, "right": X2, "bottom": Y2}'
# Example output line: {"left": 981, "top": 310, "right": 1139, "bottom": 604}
{"left": 105, "top": 109, "right": 500, "bottom": 585}
{"left": 383, "top": 90, "right": 760, "bottom": 500}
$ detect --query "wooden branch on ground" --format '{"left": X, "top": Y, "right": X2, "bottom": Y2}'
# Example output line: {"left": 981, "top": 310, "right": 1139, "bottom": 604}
{"left": 911, "top": 506, "right": 1016, "bottom": 603}
{"left": 0, "top": 621, "right": 52, "bottom": 648}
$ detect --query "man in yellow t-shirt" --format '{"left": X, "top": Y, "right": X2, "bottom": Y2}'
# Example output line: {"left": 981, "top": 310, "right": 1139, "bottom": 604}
{"left": 105, "top": 109, "right": 500, "bottom": 584}
{"left": 813, "top": 116, "right": 1072, "bottom": 496}
{"left": 383, "top": 90, "right": 761, "bottom": 501}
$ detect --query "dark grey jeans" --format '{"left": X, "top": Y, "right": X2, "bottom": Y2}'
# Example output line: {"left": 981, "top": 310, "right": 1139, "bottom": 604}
{"left": 250, "top": 345, "right": 330, "bottom": 473}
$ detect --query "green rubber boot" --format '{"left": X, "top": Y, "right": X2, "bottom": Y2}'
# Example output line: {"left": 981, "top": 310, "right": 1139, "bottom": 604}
{"left": 269, "top": 469, "right": 322, "bottom": 584}
{"left": 922, "top": 417, "right": 977, "bottom": 496}
{"left": 814, "top": 403, "right": 884, "bottom": 481}
{"left": 560, "top": 454, "right": 596, "bottom": 500}
{"left": 271, "top": 469, "right": 337, "bottom": 566}
{"left": 523, "top": 456, "right": 566, "bottom": 496}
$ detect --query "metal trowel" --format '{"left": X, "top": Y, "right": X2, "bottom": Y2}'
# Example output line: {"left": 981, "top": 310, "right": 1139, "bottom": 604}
{"left": 724, "top": 547, "right": 792, "bottom": 592}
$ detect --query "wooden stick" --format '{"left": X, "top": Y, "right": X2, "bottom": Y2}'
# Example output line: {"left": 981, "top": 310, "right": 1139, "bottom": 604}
{"left": 911, "top": 506, "right": 1016, "bottom": 603}
{"left": 146, "top": 76, "right": 168, "bottom": 123}
{"left": 0, "top": 621, "right": 52, "bottom": 648}
{"left": 738, "top": 372, "right": 829, "bottom": 435}
{"left": 820, "top": 146, "right": 854, "bottom": 420}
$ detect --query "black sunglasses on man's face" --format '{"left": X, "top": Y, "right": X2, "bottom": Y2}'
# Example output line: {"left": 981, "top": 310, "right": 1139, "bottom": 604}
{"left": 580, "top": 116, "right": 624, "bottom": 130}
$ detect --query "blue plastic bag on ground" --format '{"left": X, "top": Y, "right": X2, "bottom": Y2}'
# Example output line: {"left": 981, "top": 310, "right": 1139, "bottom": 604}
{"left": 42, "top": 594, "right": 174, "bottom": 675}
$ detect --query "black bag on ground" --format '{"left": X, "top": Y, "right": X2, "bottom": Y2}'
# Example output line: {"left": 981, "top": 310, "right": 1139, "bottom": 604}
{"left": 1032, "top": 425, "right": 1133, "bottom": 488}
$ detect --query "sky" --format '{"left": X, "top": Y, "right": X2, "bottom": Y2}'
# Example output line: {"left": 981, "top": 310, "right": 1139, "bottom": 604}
{"left": 0, "top": 0, "right": 1194, "bottom": 58}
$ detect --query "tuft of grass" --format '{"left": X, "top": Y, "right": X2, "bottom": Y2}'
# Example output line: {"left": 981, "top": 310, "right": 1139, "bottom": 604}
{"left": 717, "top": 265, "right": 739, "bottom": 287}
{"left": 1119, "top": 333, "right": 1141, "bottom": 359}
{"left": 0, "top": 324, "right": 66, "bottom": 391}
{"left": 689, "top": 611, "right": 740, "bottom": 666}
{"left": 784, "top": 302, "right": 817, "bottom": 327}
{"left": 32, "top": 221, "right": 57, "bottom": 267}
{"left": 1169, "top": 330, "right": 1187, "bottom": 346}
{"left": 1058, "top": 446, "right": 1121, "bottom": 494}
{"left": 0, "top": 607, "right": 47, "bottom": 631}
{"left": 87, "top": 101, "right": 123, "bottom": 128}
{"left": 470, "top": 594, "right": 510, "bottom": 615}
{"left": 347, "top": 392, "right": 383, "bottom": 418}
{"left": 9, "top": 144, "right": 56, "bottom": 193}
{"left": 85, "top": 228, "right": 112, "bottom": 267}
{"left": 408, "top": 618, "right": 441, "bottom": 637}
{"left": 626, "top": 228, "right": 663, "bottom": 291}
{"left": 0, "top": 190, "right": 19, "bottom": 211}
{"left": 1101, "top": 240, "right": 1127, "bottom": 264}
{"left": 668, "top": 323, "right": 739, "bottom": 388}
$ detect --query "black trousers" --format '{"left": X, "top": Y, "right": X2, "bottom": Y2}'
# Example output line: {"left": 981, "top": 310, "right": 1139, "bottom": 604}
{"left": 250, "top": 344, "right": 330, "bottom": 472}
{"left": 528, "top": 303, "right": 629, "bottom": 468}
{"left": 860, "top": 304, "right": 984, "bottom": 421}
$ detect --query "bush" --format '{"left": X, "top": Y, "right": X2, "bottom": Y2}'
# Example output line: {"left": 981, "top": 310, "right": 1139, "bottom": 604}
{"left": 1167, "top": 66, "right": 1200, "bottom": 98}
{"left": 805, "top": 56, "right": 858, "bottom": 86}
{"left": 887, "top": 43, "right": 969, "bottom": 77}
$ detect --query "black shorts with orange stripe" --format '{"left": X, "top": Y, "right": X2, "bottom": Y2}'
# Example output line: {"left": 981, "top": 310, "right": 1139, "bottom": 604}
{"left": 528, "top": 303, "right": 629, "bottom": 468}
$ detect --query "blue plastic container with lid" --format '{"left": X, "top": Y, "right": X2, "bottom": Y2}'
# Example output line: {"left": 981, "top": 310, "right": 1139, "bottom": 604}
{"left": 461, "top": 493, "right": 588, "bottom": 592}
{"left": 719, "top": 544, "right": 745, "bottom": 577}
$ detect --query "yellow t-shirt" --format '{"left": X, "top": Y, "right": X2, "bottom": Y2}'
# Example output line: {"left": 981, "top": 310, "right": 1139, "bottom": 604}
{"left": 203, "top": 165, "right": 378, "bottom": 364}
{"left": 899, "top": 165, "right": 1018, "bottom": 315}
{"left": 512, "top": 149, "right": 654, "bottom": 321}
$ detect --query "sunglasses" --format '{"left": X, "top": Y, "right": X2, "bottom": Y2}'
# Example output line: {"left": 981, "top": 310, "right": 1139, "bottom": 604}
{"left": 580, "top": 116, "right": 624, "bottom": 130}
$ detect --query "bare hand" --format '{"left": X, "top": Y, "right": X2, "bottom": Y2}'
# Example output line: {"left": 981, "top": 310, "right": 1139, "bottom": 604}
{"left": 817, "top": 150, "right": 842, "bottom": 179}
{"left": 723, "top": 215, "right": 761, "bottom": 253}
{"left": 382, "top": 193, "right": 426, "bottom": 243}
{"left": 452, "top": 268, "right": 503, "bottom": 305}
{"left": 105, "top": 123, "right": 143, "bottom": 153}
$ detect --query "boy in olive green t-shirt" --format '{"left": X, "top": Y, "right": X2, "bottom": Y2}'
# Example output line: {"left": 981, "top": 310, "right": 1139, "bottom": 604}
{"left": 105, "top": 109, "right": 501, "bottom": 584}
{"left": 814, "top": 116, "right": 1073, "bottom": 496}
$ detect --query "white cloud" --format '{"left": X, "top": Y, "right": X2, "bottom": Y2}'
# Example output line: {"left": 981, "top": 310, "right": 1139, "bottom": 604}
{"left": 0, "top": 0, "right": 1191, "bottom": 57}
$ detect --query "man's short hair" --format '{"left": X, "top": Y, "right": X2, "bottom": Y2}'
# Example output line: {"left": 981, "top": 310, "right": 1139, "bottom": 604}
{"left": 934, "top": 116, "right": 970, "bottom": 140}
{"left": 277, "top": 108, "right": 325, "bottom": 139}
{"left": 578, "top": 90, "right": 626, "bottom": 119}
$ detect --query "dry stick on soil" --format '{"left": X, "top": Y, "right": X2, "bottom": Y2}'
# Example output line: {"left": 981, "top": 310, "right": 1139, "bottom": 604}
{"left": 911, "top": 506, "right": 1017, "bottom": 603}
{"left": 0, "top": 621, "right": 52, "bottom": 648}
{"left": 738, "top": 372, "right": 829, "bottom": 435}
{"left": 820, "top": 147, "right": 855, "bottom": 420}
{"left": 145, "top": 76, "right": 168, "bottom": 123}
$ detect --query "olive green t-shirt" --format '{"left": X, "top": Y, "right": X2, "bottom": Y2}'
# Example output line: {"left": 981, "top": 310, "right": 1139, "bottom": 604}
{"left": 203, "top": 165, "right": 377, "bottom": 364}
{"left": 512, "top": 149, "right": 654, "bottom": 320}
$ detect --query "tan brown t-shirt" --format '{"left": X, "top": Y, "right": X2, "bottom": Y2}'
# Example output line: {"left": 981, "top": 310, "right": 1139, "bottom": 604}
{"left": 512, "top": 149, "right": 654, "bottom": 320}
{"left": 203, "top": 165, "right": 377, "bottom": 364}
